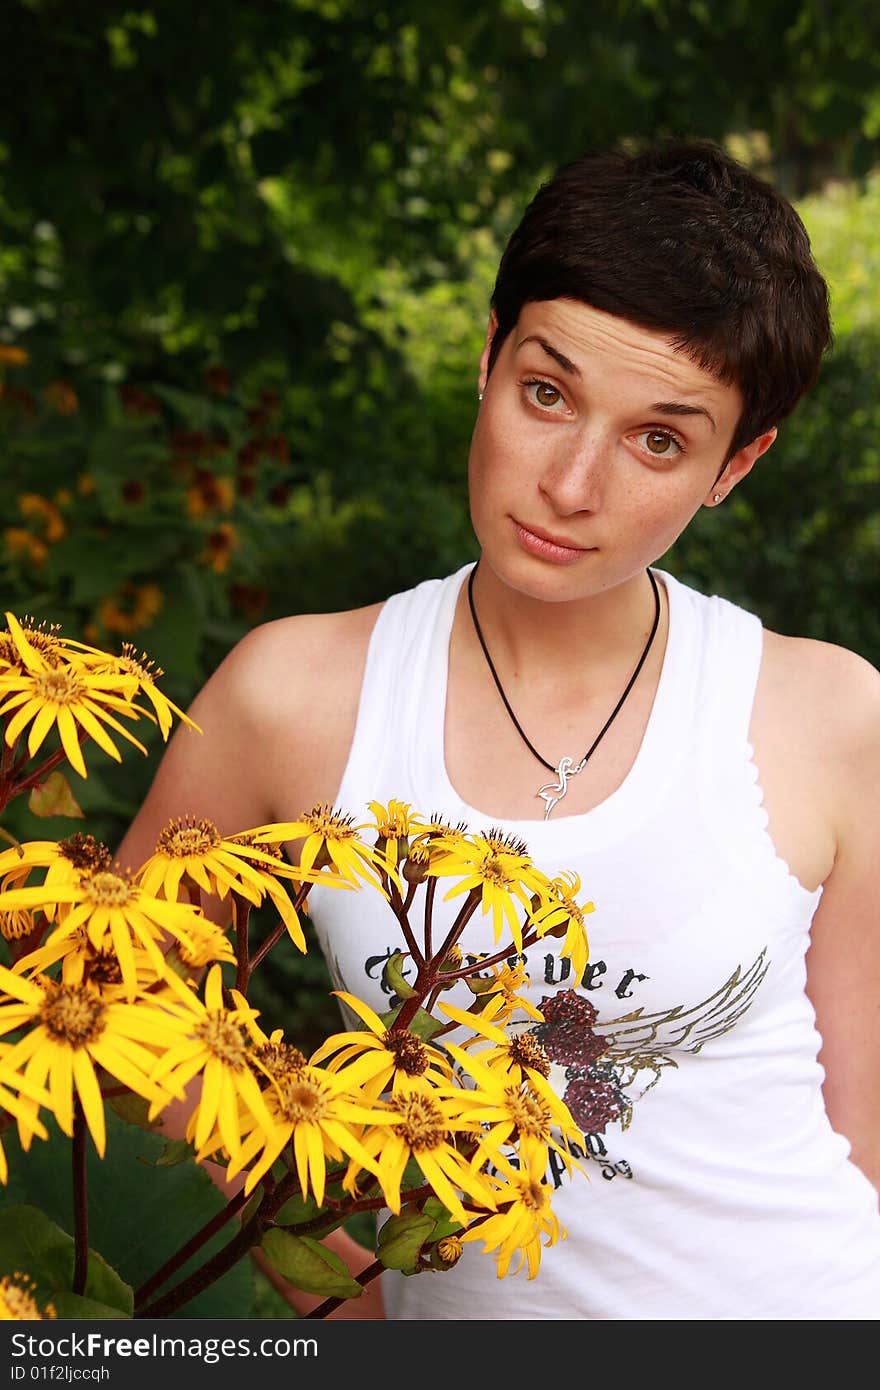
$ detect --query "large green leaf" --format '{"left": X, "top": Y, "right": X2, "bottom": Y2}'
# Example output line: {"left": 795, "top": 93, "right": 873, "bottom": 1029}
{"left": 0, "top": 1110, "right": 254, "bottom": 1318}
{"left": 0, "top": 1204, "right": 132, "bottom": 1316}
{"left": 52, "top": 1291, "right": 132, "bottom": 1319}
{"left": 260, "top": 1229, "right": 363, "bottom": 1301}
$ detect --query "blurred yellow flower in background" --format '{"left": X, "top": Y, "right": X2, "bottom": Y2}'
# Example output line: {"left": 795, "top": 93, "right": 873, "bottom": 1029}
{"left": 0, "top": 345, "right": 29, "bottom": 367}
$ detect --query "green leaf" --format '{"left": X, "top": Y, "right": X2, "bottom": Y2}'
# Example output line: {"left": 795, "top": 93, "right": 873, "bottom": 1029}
{"left": 378, "top": 1005, "right": 446, "bottom": 1042}
{"left": 104, "top": 1089, "right": 157, "bottom": 1132}
{"left": 0, "top": 1110, "right": 254, "bottom": 1318}
{"left": 240, "top": 1186, "right": 265, "bottom": 1227}
{"left": 51, "top": 1291, "right": 132, "bottom": 1319}
{"left": 260, "top": 1230, "right": 363, "bottom": 1300}
{"left": 0, "top": 1204, "right": 133, "bottom": 1315}
{"left": 274, "top": 1190, "right": 320, "bottom": 1226}
{"left": 408, "top": 1008, "right": 446, "bottom": 1041}
{"left": 150, "top": 1138, "right": 195, "bottom": 1168}
{"left": 421, "top": 1197, "right": 462, "bottom": 1243}
{"left": 28, "top": 771, "right": 84, "bottom": 819}
{"left": 375, "top": 1212, "right": 434, "bottom": 1274}
{"left": 381, "top": 949, "right": 417, "bottom": 999}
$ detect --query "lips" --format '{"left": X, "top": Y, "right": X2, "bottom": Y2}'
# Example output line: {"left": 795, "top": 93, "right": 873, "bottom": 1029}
{"left": 514, "top": 520, "right": 590, "bottom": 552}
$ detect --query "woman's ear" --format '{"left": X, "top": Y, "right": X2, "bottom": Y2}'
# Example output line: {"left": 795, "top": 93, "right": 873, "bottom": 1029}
{"left": 704, "top": 426, "right": 777, "bottom": 507}
{"left": 478, "top": 310, "right": 499, "bottom": 397}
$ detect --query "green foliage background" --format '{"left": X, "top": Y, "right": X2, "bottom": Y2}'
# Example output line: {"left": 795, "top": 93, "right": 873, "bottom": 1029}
{"left": 1, "top": 1, "right": 879, "bottom": 1313}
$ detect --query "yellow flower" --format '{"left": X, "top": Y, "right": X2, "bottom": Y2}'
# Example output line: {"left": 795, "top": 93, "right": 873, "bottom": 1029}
{"left": 185, "top": 474, "right": 235, "bottom": 518}
{"left": 437, "top": 998, "right": 559, "bottom": 1090}
{"left": 12, "top": 920, "right": 217, "bottom": 1001}
{"left": 461, "top": 1147, "right": 565, "bottom": 1279}
{"left": 18, "top": 493, "right": 66, "bottom": 543}
{"left": 309, "top": 991, "right": 454, "bottom": 1099}
{"left": 0, "top": 865, "right": 209, "bottom": 999}
{"left": 201, "top": 522, "right": 238, "bottom": 574}
{"left": 0, "top": 1273, "right": 55, "bottom": 1319}
{"left": 349, "top": 1084, "right": 498, "bottom": 1226}
{"left": 0, "top": 345, "right": 29, "bottom": 366}
{"left": 148, "top": 965, "right": 279, "bottom": 1163}
{"left": 43, "top": 379, "right": 79, "bottom": 415}
{"left": 464, "top": 958, "right": 544, "bottom": 1024}
{"left": 363, "top": 799, "right": 415, "bottom": 872}
{"left": 0, "top": 966, "right": 183, "bottom": 1158}
{"left": 96, "top": 583, "right": 162, "bottom": 639}
{"left": 0, "top": 907, "right": 36, "bottom": 942}
{"left": 0, "top": 832, "right": 113, "bottom": 899}
{"left": 67, "top": 645, "right": 199, "bottom": 742}
{"left": 249, "top": 805, "right": 388, "bottom": 893}
{"left": 3, "top": 528, "right": 47, "bottom": 567}
{"left": 0, "top": 1046, "right": 51, "bottom": 1183}
{"left": 136, "top": 817, "right": 309, "bottom": 953}
{"left": 0, "top": 615, "right": 149, "bottom": 777}
{"left": 161, "top": 919, "right": 238, "bottom": 979}
{"left": 448, "top": 1068, "right": 582, "bottom": 1178}
{"left": 527, "top": 870, "right": 593, "bottom": 987}
{"left": 429, "top": 829, "right": 552, "bottom": 953}
{"left": 225, "top": 1056, "right": 384, "bottom": 1205}
{"left": 0, "top": 615, "right": 69, "bottom": 672}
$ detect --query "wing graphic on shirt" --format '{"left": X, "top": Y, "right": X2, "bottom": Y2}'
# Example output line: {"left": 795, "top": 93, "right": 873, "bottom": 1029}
{"left": 514, "top": 949, "right": 770, "bottom": 1136}
{"left": 591, "top": 948, "right": 770, "bottom": 1058}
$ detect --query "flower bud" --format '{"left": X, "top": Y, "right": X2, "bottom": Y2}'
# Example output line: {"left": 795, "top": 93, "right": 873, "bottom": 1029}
{"left": 382, "top": 949, "right": 418, "bottom": 1000}
{"left": 429, "top": 1234, "right": 464, "bottom": 1270}
{"left": 402, "top": 851, "right": 429, "bottom": 886}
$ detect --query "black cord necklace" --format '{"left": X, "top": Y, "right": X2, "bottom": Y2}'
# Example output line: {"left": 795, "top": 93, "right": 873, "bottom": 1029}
{"left": 466, "top": 562, "right": 662, "bottom": 819}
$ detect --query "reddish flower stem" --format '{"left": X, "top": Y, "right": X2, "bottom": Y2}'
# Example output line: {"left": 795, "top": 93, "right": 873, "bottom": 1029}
{"left": 384, "top": 872, "right": 423, "bottom": 968}
{"left": 133, "top": 1180, "right": 253, "bottom": 1310}
{"left": 422, "top": 873, "right": 437, "bottom": 958}
{"left": 72, "top": 1102, "right": 89, "bottom": 1296}
{"left": 392, "top": 888, "right": 483, "bottom": 1031}
{"left": 136, "top": 1168, "right": 303, "bottom": 1318}
{"left": 233, "top": 894, "right": 250, "bottom": 994}
{"left": 244, "top": 881, "right": 313, "bottom": 982}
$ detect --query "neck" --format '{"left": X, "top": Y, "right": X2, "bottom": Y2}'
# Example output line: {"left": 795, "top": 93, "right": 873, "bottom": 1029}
{"left": 468, "top": 560, "right": 664, "bottom": 683}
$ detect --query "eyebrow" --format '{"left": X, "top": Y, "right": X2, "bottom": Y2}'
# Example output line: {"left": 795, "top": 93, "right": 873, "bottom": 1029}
{"left": 650, "top": 401, "right": 717, "bottom": 432}
{"left": 516, "top": 334, "right": 717, "bottom": 432}
{"left": 516, "top": 334, "right": 580, "bottom": 376}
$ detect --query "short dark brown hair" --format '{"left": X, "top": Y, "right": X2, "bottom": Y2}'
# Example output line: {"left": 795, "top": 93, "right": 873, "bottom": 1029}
{"left": 489, "top": 139, "right": 832, "bottom": 458}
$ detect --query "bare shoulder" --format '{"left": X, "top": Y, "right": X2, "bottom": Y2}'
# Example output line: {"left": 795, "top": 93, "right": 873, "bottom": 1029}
{"left": 206, "top": 601, "right": 384, "bottom": 808}
{"left": 218, "top": 601, "right": 385, "bottom": 729}
{"left": 761, "top": 629, "right": 880, "bottom": 748}
{"left": 118, "top": 599, "right": 384, "bottom": 858}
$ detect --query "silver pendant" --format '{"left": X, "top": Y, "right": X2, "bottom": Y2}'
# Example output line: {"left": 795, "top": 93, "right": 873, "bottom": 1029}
{"left": 537, "top": 756, "right": 581, "bottom": 819}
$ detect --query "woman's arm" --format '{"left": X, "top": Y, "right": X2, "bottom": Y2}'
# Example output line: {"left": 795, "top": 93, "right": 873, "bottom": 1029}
{"left": 113, "top": 607, "right": 387, "bottom": 1316}
{"left": 804, "top": 649, "right": 880, "bottom": 1197}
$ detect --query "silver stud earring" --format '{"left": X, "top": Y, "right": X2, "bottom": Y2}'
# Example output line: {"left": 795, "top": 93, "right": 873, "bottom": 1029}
{"left": 713, "top": 493, "right": 723, "bottom": 503}
{"left": 478, "top": 391, "right": 484, "bottom": 401}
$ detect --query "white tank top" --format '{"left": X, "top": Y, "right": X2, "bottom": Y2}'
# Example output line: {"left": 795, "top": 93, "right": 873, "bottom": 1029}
{"left": 306, "top": 563, "right": 880, "bottom": 1320}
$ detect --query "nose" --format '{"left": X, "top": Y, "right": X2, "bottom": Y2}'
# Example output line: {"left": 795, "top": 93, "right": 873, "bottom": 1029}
{"left": 538, "top": 428, "right": 613, "bottom": 516}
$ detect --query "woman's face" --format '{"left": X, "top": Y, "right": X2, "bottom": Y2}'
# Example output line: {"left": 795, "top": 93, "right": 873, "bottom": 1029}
{"left": 467, "top": 298, "right": 774, "bottom": 604}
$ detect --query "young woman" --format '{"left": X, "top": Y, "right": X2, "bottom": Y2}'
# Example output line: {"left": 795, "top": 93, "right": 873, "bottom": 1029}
{"left": 115, "top": 140, "right": 880, "bottom": 1319}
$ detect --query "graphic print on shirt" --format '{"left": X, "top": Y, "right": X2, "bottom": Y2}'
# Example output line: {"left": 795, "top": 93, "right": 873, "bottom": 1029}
{"left": 512, "top": 948, "right": 770, "bottom": 1184}
{"left": 320, "top": 937, "right": 769, "bottom": 1185}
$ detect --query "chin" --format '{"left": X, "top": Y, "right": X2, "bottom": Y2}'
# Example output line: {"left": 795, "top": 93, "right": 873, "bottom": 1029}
{"left": 478, "top": 547, "right": 602, "bottom": 603}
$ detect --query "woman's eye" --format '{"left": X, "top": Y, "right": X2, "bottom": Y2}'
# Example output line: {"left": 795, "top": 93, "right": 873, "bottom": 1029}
{"left": 638, "top": 429, "right": 682, "bottom": 457}
{"left": 524, "top": 380, "right": 565, "bottom": 411}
